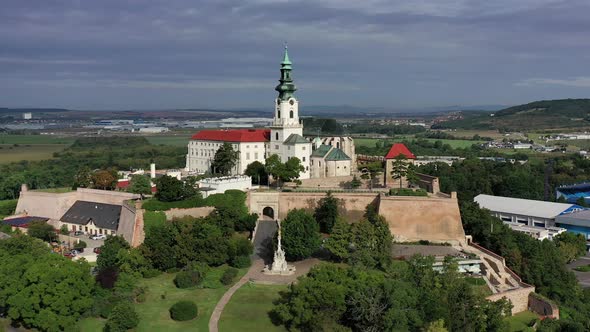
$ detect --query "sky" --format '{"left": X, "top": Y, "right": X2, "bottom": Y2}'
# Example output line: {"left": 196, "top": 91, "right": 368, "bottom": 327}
{"left": 1, "top": 0, "right": 590, "bottom": 111}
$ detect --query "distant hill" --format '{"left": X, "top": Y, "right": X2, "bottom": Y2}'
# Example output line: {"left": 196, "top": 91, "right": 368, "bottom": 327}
{"left": 0, "top": 108, "right": 71, "bottom": 113}
{"left": 433, "top": 99, "right": 590, "bottom": 131}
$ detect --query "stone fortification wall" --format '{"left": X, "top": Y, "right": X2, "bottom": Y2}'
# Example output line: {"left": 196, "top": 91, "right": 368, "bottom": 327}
{"left": 528, "top": 293, "right": 559, "bottom": 319}
{"left": 277, "top": 192, "right": 378, "bottom": 221}
{"left": 15, "top": 187, "right": 139, "bottom": 220}
{"left": 118, "top": 203, "right": 137, "bottom": 245}
{"left": 164, "top": 207, "right": 216, "bottom": 220}
{"left": 487, "top": 287, "right": 535, "bottom": 315}
{"left": 415, "top": 173, "right": 440, "bottom": 194}
{"left": 378, "top": 195, "right": 465, "bottom": 244}
{"left": 250, "top": 191, "right": 466, "bottom": 244}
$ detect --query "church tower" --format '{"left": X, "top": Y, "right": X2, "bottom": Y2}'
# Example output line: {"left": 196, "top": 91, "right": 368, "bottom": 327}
{"left": 268, "top": 46, "right": 311, "bottom": 179}
{"left": 270, "top": 45, "right": 303, "bottom": 142}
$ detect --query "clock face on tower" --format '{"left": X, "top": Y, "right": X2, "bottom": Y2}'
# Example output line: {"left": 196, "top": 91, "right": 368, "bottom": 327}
{"left": 289, "top": 99, "right": 294, "bottom": 105}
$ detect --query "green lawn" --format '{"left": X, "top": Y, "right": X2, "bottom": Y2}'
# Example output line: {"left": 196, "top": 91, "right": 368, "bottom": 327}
{"left": 79, "top": 267, "right": 247, "bottom": 331}
{"left": 353, "top": 138, "right": 379, "bottom": 148}
{"left": 574, "top": 264, "right": 590, "bottom": 272}
{"left": 505, "top": 310, "right": 538, "bottom": 331}
{"left": 219, "top": 283, "right": 288, "bottom": 332}
{"left": 465, "top": 277, "right": 492, "bottom": 297}
{"left": 143, "top": 211, "right": 167, "bottom": 231}
{"left": 0, "top": 144, "right": 68, "bottom": 163}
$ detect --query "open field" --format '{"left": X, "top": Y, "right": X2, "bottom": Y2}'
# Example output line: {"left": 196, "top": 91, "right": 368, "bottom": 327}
{"left": 146, "top": 135, "right": 192, "bottom": 146}
{"left": 505, "top": 310, "right": 538, "bottom": 331}
{"left": 443, "top": 129, "right": 505, "bottom": 140}
{"left": 0, "top": 134, "right": 75, "bottom": 145}
{"left": 0, "top": 144, "right": 68, "bottom": 164}
{"left": 219, "top": 283, "right": 288, "bottom": 332}
{"left": 354, "top": 137, "right": 481, "bottom": 149}
{"left": 79, "top": 267, "right": 247, "bottom": 331}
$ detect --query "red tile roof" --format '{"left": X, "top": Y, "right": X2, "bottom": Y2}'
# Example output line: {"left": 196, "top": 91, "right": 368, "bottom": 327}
{"left": 385, "top": 143, "right": 416, "bottom": 159}
{"left": 191, "top": 129, "right": 270, "bottom": 142}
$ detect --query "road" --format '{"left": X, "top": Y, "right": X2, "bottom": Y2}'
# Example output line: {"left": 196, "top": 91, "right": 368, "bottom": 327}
{"left": 252, "top": 219, "right": 277, "bottom": 263}
{"left": 567, "top": 253, "right": 590, "bottom": 288}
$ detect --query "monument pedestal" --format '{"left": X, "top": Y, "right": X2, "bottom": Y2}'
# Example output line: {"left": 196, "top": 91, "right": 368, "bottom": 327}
{"left": 262, "top": 220, "right": 296, "bottom": 276}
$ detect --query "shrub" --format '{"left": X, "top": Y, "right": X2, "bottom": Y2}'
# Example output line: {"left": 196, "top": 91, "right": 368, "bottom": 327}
{"left": 169, "top": 301, "right": 198, "bottom": 321}
{"left": 142, "top": 268, "right": 161, "bottom": 278}
{"left": 74, "top": 240, "right": 87, "bottom": 249}
{"left": 230, "top": 255, "right": 251, "bottom": 268}
{"left": 229, "top": 236, "right": 254, "bottom": 258}
{"left": 220, "top": 267, "right": 239, "bottom": 285}
{"left": 388, "top": 188, "right": 428, "bottom": 196}
{"left": 174, "top": 263, "right": 209, "bottom": 289}
{"left": 105, "top": 301, "right": 139, "bottom": 331}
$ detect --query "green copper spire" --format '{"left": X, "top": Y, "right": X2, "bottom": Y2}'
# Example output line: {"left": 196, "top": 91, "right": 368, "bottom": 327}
{"left": 275, "top": 45, "right": 297, "bottom": 100}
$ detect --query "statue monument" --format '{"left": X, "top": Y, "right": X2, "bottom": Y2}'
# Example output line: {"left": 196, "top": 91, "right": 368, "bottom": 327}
{"left": 263, "top": 220, "right": 295, "bottom": 276}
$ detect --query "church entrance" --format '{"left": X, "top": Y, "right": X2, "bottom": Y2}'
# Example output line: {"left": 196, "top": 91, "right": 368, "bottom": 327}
{"left": 262, "top": 207, "right": 274, "bottom": 219}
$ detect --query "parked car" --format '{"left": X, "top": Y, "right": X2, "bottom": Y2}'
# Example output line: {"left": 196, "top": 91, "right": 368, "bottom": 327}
{"left": 74, "top": 231, "right": 84, "bottom": 236}
{"left": 90, "top": 234, "right": 107, "bottom": 240}
{"left": 93, "top": 247, "right": 101, "bottom": 254}
{"left": 70, "top": 249, "right": 79, "bottom": 256}
{"left": 63, "top": 252, "right": 75, "bottom": 259}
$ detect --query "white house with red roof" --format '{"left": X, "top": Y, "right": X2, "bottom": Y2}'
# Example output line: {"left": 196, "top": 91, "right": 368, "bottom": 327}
{"left": 384, "top": 143, "right": 416, "bottom": 187}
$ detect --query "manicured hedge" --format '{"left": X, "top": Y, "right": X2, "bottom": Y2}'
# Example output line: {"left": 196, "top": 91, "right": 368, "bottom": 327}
{"left": 142, "top": 189, "right": 248, "bottom": 212}
{"left": 169, "top": 301, "right": 198, "bottom": 321}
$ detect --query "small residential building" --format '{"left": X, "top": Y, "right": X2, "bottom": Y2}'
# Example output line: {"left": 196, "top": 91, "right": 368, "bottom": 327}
{"left": 474, "top": 194, "right": 584, "bottom": 228}
{"left": 504, "top": 222, "right": 567, "bottom": 241}
{"left": 310, "top": 145, "right": 353, "bottom": 178}
{"left": 60, "top": 200, "right": 135, "bottom": 238}
{"left": 384, "top": 143, "right": 416, "bottom": 187}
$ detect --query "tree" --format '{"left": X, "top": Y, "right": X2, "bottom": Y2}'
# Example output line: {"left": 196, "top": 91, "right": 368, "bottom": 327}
{"left": 265, "top": 154, "right": 304, "bottom": 187}
{"left": 554, "top": 232, "right": 587, "bottom": 263}
{"left": 245, "top": 161, "right": 268, "bottom": 185}
{"left": 211, "top": 142, "right": 239, "bottom": 175}
{"left": 60, "top": 224, "right": 70, "bottom": 235}
{"left": 359, "top": 162, "right": 383, "bottom": 189}
{"left": 27, "top": 220, "right": 56, "bottom": 242}
{"left": 320, "top": 119, "right": 344, "bottom": 134}
{"left": 314, "top": 192, "right": 339, "bottom": 233}
{"left": 128, "top": 174, "right": 151, "bottom": 196}
{"left": 281, "top": 209, "right": 321, "bottom": 261}
{"left": 390, "top": 155, "right": 409, "bottom": 189}
{"left": 73, "top": 166, "right": 92, "bottom": 189}
{"left": 96, "top": 236, "right": 130, "bottom": 288}
{"left": 155, "top": 175, "right": 185, "bottom": 202}
{"left": 0, "top": 238, "right": 94, "bottom": 331}
{"left": 323, "top": 217, "right": 351, "bottom": 262}
{"left": 406, "top": 165, "right": 420, "bottom": 188}
{"left": 350, "top": 175, "right": 361, "bottom": 189}
{"left": 92, "top": 169, "right": 118, "bottom": 190}
{"left": 104, "top": 301, "right": 139, "bottom": 332}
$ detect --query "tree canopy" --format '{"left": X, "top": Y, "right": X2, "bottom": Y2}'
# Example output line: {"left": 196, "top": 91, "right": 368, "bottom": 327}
{"left": 265, "top": 154, "right": 304, "bottom": 187}
{"left": 280, "top": 209, "right": 321, "bottom": 261}
{"left": 314, "top": 192, "right": 339, "bottom": 233}
{"left": 211, "top": 142, "right": 239, "bottom": 175}
{"left": 128, "top": 174, "right": 152, "bottom": 196}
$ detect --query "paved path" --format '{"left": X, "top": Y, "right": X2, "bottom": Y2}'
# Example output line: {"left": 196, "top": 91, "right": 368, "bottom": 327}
{"left": 208, "top": 271, "right": 251, "bottom": 332}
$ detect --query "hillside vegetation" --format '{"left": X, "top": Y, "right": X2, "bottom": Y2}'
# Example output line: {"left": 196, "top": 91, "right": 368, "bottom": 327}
{"left": 434, "top": 99, "right": 590, "bottom": 131}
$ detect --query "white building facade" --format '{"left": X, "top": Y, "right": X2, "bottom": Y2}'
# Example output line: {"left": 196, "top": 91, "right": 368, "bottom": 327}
{"left": 184, "top": 47, "right": 353, "bottom": 181}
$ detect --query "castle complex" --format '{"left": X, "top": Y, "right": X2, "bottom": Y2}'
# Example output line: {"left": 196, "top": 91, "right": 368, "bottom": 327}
{"left": 185, "top": 47, "right": 355, "bottom": 180}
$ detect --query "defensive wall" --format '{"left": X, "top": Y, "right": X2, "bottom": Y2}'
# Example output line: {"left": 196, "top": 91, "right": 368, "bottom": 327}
{"left": 249, "top": 191, "right": 466, "bottom": 245}
{"left": 164, "top": 207, "right": 216, "bottom": 220}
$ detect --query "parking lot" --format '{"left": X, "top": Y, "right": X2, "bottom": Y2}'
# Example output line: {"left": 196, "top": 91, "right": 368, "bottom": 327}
{"left": 69, "top": 234, "right": 105, "bottom": 263}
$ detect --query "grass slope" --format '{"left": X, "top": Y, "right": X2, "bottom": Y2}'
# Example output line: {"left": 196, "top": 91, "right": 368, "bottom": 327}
{"left": 219, "top": 283, "right": 288, "bottom": 332}
{"left": 504, "top": 310, "right": 538, "bottom": 331}
{"left": 79, "top": 267, "right": 247, "bottom": 331}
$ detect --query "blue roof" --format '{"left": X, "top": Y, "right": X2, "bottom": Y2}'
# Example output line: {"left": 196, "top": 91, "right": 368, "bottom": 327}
{"left": 2, "top": 216, "right": 49, "bottom": 227}
{"left": 557, "top": 182, "right": 590, "bottom": 203}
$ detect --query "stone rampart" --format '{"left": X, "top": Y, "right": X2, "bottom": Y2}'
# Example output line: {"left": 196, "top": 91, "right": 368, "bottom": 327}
{"left": 249, "top": 191, "right": 466, "bottom": 244}
{"left": 528, "top": 293, "right": 559, "bottom": 319}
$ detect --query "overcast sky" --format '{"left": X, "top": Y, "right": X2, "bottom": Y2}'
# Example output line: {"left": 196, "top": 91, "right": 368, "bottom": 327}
{"left": 1, "top": 0, "right": 589, "bottom": 110}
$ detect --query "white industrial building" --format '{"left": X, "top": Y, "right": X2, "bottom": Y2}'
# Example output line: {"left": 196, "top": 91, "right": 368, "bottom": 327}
{"left": 474, "top": 194, "right": 579, "bottom": 240}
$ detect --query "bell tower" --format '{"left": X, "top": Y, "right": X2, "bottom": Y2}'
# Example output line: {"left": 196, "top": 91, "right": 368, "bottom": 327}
{"left": 271, "top": 45, "right": 303, "bottom": 144}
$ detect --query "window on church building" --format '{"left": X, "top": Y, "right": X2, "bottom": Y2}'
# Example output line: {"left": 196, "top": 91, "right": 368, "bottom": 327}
{"left": 306, "top": 166, "right": 309, "bottom": 171}
{"left": 255, "top": 152, "right": 258, "bottom": 159}
{"left": 275, "top": 145, "right": 279, "bottom": 149}
{"left": 302, "top": 146, "right": 306, "bottom": 150}
{"left": 275, "top": 133, "right": 279, "bottom": 140}
{"left": 302, "top": 156, "right": 306, "bottom": 162}
{"left": 246, "top": 152, "right": 250, "bottom": 160}
{"left": 278, "top": 110, "right": 281, "bottom": 118}
{"left": 290, "top": 110, "right": 293, "bottom": 118}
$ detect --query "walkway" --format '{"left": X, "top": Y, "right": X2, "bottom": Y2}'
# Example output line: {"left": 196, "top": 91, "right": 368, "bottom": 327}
{"left": 209, "top": 218, "right": 320, "bottom": 331}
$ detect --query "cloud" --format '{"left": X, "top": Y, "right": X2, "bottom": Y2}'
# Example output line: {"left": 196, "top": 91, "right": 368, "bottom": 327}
{"left": 515, "top": 77, "right": 590, "bottom": 88}
{"left": 0, "top": 57, "right": 101, "bottom": 65}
